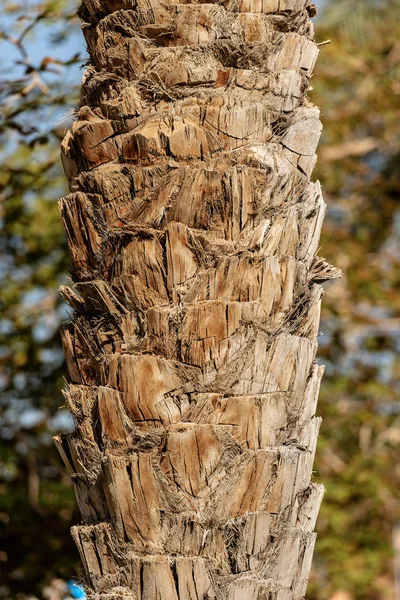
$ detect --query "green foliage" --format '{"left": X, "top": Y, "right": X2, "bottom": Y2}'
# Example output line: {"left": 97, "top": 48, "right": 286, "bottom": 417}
{"left": 0, "top": 2, "right": 83, "bottom": 598}
{"left": 308, "top": 1, "right": 400, "bottom": 597}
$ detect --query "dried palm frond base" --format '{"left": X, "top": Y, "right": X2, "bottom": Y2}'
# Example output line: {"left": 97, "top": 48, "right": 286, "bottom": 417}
{"left": 55, "top": 0, "right": 339, "bottom": 598}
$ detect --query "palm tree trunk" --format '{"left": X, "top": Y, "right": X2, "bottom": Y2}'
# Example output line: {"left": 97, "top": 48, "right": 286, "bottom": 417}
{"left": 55, "top": 1, "right": 339, "bottom": 598}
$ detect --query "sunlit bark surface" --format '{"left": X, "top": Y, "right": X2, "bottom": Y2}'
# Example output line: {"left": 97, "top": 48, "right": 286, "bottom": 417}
{"left": 55, "top": 1, "right": 340, "bottom": 597}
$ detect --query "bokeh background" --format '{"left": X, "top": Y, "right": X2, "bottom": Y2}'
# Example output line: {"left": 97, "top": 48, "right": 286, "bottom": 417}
{"left": 1, "top": 0, "right": 399, "bottom": 599}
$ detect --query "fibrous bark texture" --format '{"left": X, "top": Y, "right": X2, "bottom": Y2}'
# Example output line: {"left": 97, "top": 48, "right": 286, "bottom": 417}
{"left": 55, "top": 1, "right": 340, "bottom": 598}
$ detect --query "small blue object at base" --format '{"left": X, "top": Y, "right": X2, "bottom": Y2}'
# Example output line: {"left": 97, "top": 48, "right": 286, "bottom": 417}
{"left": 66, "top": 580, "right": 86, "bottom": 599}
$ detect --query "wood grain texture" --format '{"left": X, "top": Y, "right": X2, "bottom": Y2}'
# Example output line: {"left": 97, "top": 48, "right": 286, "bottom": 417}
{"left": 56, "top": 0, "right": 338, "bottom": 597}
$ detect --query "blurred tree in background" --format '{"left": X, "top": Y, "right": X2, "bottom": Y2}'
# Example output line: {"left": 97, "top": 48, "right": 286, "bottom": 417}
{"left": 0, "top": 2, "right": 82, "bottom": 597}
{"left": 0, "top": 0, "right": 399, "bottom": 599}
{"left": 309, "top": 1, "right": 400, "bottom": 598}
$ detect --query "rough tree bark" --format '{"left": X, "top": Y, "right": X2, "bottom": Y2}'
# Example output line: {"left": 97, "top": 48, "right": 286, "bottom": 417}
{"left": 54, "top": 1, "right": 340, "bottom": 598}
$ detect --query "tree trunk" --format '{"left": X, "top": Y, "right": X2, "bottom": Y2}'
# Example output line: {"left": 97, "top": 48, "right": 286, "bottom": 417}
{"left": 55, "top": 1, "right": 339, "bottom": 598}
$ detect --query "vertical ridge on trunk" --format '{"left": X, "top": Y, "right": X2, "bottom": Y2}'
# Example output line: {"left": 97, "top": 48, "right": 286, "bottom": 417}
{"left": 55, "top": 1, "right": 339, "bottom": 598}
